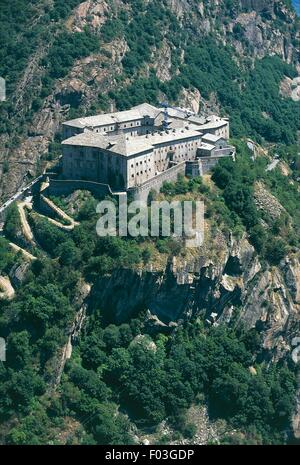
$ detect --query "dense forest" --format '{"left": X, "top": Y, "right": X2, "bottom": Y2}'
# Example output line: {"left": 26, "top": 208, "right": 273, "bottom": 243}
{"left": 1, "top": 155, "right": 299, "bottom": 444}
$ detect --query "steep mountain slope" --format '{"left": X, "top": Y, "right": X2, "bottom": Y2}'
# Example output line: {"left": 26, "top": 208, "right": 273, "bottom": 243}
{"left": 0, "top": 153, "right": 299, "bottom": 445}
{"left": 0, "top": 0, "right": 299, "bottom": 201}
{"left": 0, "top": 0, "right": 300, "bottom": 446}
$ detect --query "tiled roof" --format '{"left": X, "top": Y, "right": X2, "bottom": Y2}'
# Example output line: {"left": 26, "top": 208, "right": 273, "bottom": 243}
{"left": 202, "top": 133, "right": 224, "bottom": 143}
{"left": 62, "top": 128, "right": 202, "bottom": 157}
{"left": 63, "top": 103, "right": 161, "bottom": 129}
{"left": 199, "top": 142, "right": 215, "bottom": 151}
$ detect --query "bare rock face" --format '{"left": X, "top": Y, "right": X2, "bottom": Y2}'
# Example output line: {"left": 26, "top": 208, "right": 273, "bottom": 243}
{"left": 89, "top": 235, "right": 244, "bottom": 322}
{"left": 241, "top": 267, "right": 295, "bottom": 343}
{"left": 167, "top": 0, "right": 191, "bottom": 19}
{"left": 280, "top": 76, "right": 300, "bottom": 101}
{"left": 179, "top": 88, "right": 201, "bottom": 114}
{"left": 89, "top": 228, "right": 299, "bottom": 362}
{"left": 89, "top": 230, "right": 300, "bottom": 440}
{"left": 154, "top": 40, "right": 173, "bottom": 82}
{"left": 240, "top": 0, "right": 274, "bottom": 14}
{"left": 234, "top": 9, "right": 293, "bottom": 60}
{"left": 46, "top": 279, "right": 91, "bottom": 391}
{"left": 67, "top": 0, "right": 110, "bottom": 32}
{"left": 280, "top": 253, "right": 300, "bottom": 304}
{"left": 9, "top": 261, "right": 31, "bottom": 288}
{"left": 254, "top": 182, "right": 286, "bottom": 220}
{"left": 235, "top": 12, "right": 264, "bottom": 53}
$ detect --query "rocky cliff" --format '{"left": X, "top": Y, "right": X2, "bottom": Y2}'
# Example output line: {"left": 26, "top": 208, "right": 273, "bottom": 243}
{"left": 88, "top": 228, "right": 300, "bottom": 438}
{"left": 1, "top": 0, "right": 300, "bottom": 445}
{"left": 90, "top": 232, "right": 300, "bottom": 360}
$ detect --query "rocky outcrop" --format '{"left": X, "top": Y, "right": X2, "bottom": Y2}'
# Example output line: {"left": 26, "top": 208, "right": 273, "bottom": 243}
{"left": 47, "top": 280, "right": 91, "bottom": 392}
{"left": 254, "top": 181, "right": 287, "bottom": 221}
{"left": 280, "top": 253, "right": 300, "bottom": 304}
{"left": 9, "top": 261, "right": 30, "bottom": 288}
{"left": 154, "top": 40, "right": 173, "bottom": 82}
{"left": 280, "top": 75, "right": 300, "bottom": 101}
{"left": 67, "top": 0, "right": 110, "bottom": 32}
{"left": 240, "top": 0, "right": 273, "bottom": 13}
{"left": 89, "top": 232, "right": 299, "bottom": 360}
{"left": 88, "top": 229, "right": 300, "bottom": 439}
{"left": 179, "top": 88, "right": 201, "bottom": 114}
{"left": 0, "top": 276, "right": 15, "bottom": 301}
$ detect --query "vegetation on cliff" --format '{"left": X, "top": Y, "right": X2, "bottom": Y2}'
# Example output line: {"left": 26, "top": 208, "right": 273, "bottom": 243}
{"left": 0, "top": 162, "right": 299, "bottom": 444}
{"left": 1, "top": 0, "right": 299, "bottom": 146}
{"left": 212, "top": 141, "right": 300, "bottom": 264}
{"left": 0, "top": 0, "right": 300, "bottom": 446}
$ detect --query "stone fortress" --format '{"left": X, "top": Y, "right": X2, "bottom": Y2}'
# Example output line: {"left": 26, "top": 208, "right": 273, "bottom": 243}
{"left": 61, "top": 103, "right": 235, "bottom": 199}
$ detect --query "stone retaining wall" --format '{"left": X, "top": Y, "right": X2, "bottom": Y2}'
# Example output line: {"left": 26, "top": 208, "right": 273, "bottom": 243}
{"left": 129, "top": 162, "right": 186, "bottom": 201}
{"left": 46, "top": 179, "right": 113, "bottom": 198}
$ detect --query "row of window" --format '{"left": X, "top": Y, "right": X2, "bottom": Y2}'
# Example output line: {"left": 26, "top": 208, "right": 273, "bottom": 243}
{"left": 153, "top": 141, "right": 199, "bottom": 154}
{"left": 123, "top": 121, "right": 141, "bottom": 128}
{"left": 131, "top": 168, "right": 152, "bottom": 178}
{"left": 94, "top": 120, "right": 144, "bottom": 133}
{"left": 131, "top": 158, "right": 151, "bottom": 168}
{"left": 95, "top": 126, "right": 115, "bottom": 133}
{"left": 129, "top": 150, "right": 194, "bottom": 171}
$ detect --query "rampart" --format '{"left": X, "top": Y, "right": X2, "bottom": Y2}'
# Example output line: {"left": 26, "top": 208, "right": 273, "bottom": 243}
{"left": 46, "top": 179, "right": 113, "bottom": 198}
{"left": 129, "top": 162, "right": 186, "bottom": 201}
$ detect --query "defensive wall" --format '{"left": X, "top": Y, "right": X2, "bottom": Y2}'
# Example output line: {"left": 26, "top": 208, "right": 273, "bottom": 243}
{"left": 45, "top": 179, "right": 113, "bottom": 198}
{"left": 129, "top": 162, "right": 186, "bottom": 202}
